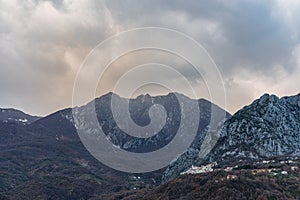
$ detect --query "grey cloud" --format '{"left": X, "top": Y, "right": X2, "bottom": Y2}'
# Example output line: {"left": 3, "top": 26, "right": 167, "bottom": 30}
{"left": 105, "top": 0, "right": 299, "bottom": 73}
{"left": 0, "top": 0, "right": 300, "bottom": 115}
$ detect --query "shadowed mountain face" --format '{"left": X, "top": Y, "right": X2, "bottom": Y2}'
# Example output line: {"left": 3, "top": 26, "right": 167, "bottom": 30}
{"left": 0, "top": 93, "right": 229, "bottom": 199}
{"left": 76, "top": 92, "right": 230, "bottom": 153}
{"left": 163, "top": 93, "right": 300, "bottom": 182}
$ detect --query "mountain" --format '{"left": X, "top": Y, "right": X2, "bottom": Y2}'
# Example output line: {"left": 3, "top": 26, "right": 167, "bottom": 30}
{"left": 0, "top": 92, "right": 229, "bottom": 199}
{"left": 0, "top": 108, "right": 40, "bottom": 125}
{"left": 107, "top": 156, "right": 300, "bottom": 200}
{"left": 1, "top": 92, "right": 299, "bottom": 199}
{"left": 162, "top": 93, "right": 300, "bottom": 181}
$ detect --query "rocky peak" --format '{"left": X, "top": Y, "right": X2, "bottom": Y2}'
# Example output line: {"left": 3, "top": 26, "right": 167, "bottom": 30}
{"left": 210, "top": 93, "right": 300, "bottom": 160}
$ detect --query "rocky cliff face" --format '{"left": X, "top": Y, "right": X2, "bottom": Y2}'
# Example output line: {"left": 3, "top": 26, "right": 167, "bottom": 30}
{"left": 163, "top": 93, "right": 300, "bottom": 181}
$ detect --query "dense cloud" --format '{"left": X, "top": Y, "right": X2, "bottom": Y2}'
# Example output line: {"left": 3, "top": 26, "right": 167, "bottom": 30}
{"left": 0, "top": 0, "right": 299, "bottom": 115}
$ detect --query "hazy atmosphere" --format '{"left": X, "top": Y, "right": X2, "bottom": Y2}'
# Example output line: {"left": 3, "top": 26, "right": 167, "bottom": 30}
{"left": 1, "top": 0, "right": 300, "bottom": 116}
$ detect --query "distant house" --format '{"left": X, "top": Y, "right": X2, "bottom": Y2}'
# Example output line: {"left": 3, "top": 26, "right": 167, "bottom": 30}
{"left": 226, "top": 175, "right": 237, "bottom": 180}
{"left": 281, "top": 171, "right": 288, "bottom": 175}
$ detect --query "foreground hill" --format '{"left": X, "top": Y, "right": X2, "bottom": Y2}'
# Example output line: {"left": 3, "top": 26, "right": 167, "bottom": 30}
{"left": 105, "top": 157, "right": 300, "bottom": 200}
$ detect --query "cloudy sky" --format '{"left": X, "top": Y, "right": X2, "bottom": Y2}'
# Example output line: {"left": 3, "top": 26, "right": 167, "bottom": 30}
{"left": 1, "top": 0, "right": 300, "bottom": 116}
